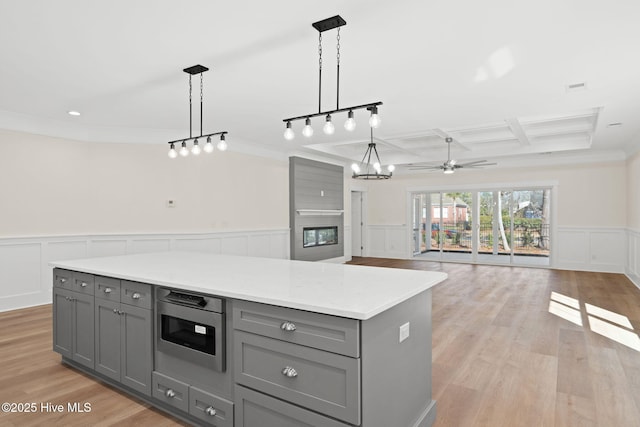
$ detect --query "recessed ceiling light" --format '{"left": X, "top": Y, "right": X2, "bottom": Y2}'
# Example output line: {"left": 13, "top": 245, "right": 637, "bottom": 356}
{"left": 607, "top": 122, "right": 623, "bottom": 128}
{"left": 67, "top": 110, "right": 81, "bottom": 116}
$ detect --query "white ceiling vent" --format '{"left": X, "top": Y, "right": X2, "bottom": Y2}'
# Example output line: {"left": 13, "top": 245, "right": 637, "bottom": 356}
{"left": 565, "top": 82, "right": 587, "bottom": 92}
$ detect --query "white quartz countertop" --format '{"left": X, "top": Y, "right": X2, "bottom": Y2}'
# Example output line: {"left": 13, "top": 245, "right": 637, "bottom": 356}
{"left": 50, "top": 252, "right": 447, "bottom": 320}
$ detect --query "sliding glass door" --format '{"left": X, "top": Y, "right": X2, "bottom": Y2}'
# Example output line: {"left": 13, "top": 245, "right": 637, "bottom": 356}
{"left": 412, "top": 187, "right": 550, "bottom": 266}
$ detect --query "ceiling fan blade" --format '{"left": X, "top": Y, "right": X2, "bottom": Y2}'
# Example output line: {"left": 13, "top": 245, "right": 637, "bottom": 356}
{"left": 459, "top": 162, "right": 498, "bottom": 169}
{"left": 457, "top": 159, "right": 491, "bottom": 167}
{"left": 408, "top": 165, "right": 443, "bottom": 170}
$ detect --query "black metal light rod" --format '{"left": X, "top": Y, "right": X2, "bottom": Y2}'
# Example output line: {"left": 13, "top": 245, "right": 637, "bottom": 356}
{"left": 167, "top": 131, "right": 228, "bottom": 145}
{"left": 283, "top": 101, "right": 382, "bottom": 123}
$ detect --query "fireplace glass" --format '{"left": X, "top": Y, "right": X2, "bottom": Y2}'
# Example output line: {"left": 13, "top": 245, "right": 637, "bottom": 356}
{"left": 303, "top": 226, "right": 338, "bottom": 248}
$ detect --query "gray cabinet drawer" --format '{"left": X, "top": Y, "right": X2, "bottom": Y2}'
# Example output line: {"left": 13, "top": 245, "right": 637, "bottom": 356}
{"left": 72, "top": 272, "right": 95, "bottom": 295}
{"left": 190, "top": 386, "right": 234, "bottom": 427}
{"left": 233, "top": 300, "right": 359, "bottom": 357}
{"left": 152, "top": 371, "right": 189, "bottom": 413}
{"left": 95, "top": 276, "right": 120, "bottom": 301}
{"left": 53, "top": 268, "right": 73, "bottom": 289}
{"left": 235, "top": 385, "right": 350, "bottom": 427}
{"left": 234, "top": 331, "right": 360, "bottom": 425}
{"left": 121, "top": 280, "right": 152, "bottom": 309}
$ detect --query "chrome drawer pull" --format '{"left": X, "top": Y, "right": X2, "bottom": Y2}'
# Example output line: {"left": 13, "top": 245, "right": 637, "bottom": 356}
{"left": 113, "top": 308, "right": 118, "bottom": 314}
{"left": 103, "top": 287, "right": 112, "bottom": 294}
{"left": 131, "top": 292, "right": 141, "bottom": 300}
{"left": 80, "top": 282, "right": 87, "bottom": 288}
{"left": 205, "top": 407, "right": 217, "bottom": 417}
{"left": 60, "top": 278, "right": 67, "bottom": 284}
{"left": 282, "top": 366, "right": 298, "bottom": 378}
{"left": 165, "top": 389, "right": 176, "bottom": 398}
{"left": 280, "top": 321, "right": 297, "bottom": 332}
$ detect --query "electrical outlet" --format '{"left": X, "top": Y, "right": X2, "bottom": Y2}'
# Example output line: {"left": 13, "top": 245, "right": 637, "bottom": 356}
{"left": 399, "top": 322, "right": 410, "bottom": 343}
{"left": 166, "top": 200, "right": 176, "bottom": 208}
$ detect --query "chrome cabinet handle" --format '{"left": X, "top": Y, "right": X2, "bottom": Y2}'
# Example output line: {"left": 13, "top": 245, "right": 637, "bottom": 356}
{"left": 103, "top": 287, "right": 112, "bottom": 294}
{"left": 131, "top": 292, "right": 141, "bottom": 300}
{"left": 280, "top": 321, "right": 297, "bottom": 332}
{"left": 282, "top": 366, "right": 298, "bottom": 378}
{"left": 113, "top": 308, "right": 118, "bottom": 314}
{"left": 165, "top": 389, "right": 176, "bottom": 398}
{"left": 60, "top": 278, "right": 67, "bottom": 284}
{"left": 205, "top": 407, "right": 217, "bottom": 417}
{"left": 80, "top": 282, "right": 87, "bottom": 288}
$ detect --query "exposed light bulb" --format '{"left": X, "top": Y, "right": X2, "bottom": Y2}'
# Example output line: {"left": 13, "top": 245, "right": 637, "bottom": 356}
{"left": 204, "top": 136, "right": 214, "bottom": 153}
{"left": 351, "top": 163, "right": 361, "bottom": 174}
{"left": 191, "top": 139, "right": 201, "bottom": 155}
{"left": 369, "top": 106, "right": 381, "bottom": 128}
{"left": 387, "top": 164, "right": 395, "bottom": 173}
{"left": 373, "top": 162, "right": 381, "bottom": 173}
{"left": 344, "top": 110, "right": 356, "bottom": 131}
{"left": 302, "top": 118, "right": 314, "bottom": 138}
{"left": 284, "top": 121, "right": 295, "bottom": 140}
{"left": 179, "top": 141, "right": 189, "bottom": 157}
{"left": 323, "top": 115, "right": 335, "bottom": 135}
{"left": 217, "top": 134, "right": 228, "bottom": 151}
{"left": 168, "top": 143, "right": 177, "bottom": 159}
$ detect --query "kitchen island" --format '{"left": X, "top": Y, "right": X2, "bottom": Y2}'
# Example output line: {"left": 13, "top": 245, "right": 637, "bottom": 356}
{"left": 51, "top": 252, "right": 447, "bottom": 427}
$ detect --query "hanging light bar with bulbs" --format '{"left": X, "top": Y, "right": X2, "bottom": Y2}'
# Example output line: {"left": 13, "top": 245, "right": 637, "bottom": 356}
{"left": 282, "top": 15, "right": 382, "bottom": 140}
{"left": 167, "top": 64, "right": 229, "bottom": 158}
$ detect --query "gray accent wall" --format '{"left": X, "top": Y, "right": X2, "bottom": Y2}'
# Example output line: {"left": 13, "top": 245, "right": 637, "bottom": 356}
{"left": 289, "top": 157, "right": 344, "bottom": 261}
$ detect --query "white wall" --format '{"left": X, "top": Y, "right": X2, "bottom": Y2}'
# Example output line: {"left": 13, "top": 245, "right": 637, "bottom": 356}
{"left": 347, "top": 161, "right": 630, "bottom": 273}
{"left": 0, "top": 129, "right": 291, "bottom": 311}
{"left": 626, "top": 151, "right": 640, "bottom": 288}
{"left": 0, "top": 129, "right": 289, "bottom": 235}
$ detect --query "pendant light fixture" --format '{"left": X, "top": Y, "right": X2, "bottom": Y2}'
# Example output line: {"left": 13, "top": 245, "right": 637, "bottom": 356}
{"left": 167, "top": 65, "right": 228, "bottom": 158}
{"left": 351, "top": 128, "right": 394, "bottom": 179}
{"left": 282, "top": 15, "right": 383, "bottom": 140}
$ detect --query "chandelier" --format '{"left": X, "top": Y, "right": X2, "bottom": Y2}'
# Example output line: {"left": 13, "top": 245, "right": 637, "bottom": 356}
{"left": 282, "top": 15, "right": 382, "bottom": 140}
{"left": 351, "top": 128, "right": 394, "bottom": 179}
{"left": 167, "top": 65, "right": 228, "bottom": 158}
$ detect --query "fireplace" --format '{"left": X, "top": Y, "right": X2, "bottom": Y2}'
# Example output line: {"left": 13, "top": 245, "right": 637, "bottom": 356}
{"left": 303, "top": 226, "right": 338, "bottom": 248}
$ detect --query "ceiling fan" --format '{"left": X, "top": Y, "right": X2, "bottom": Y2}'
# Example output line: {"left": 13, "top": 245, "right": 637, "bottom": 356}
{"left": 409, "top": 137, "right": 496, "bottom": 174}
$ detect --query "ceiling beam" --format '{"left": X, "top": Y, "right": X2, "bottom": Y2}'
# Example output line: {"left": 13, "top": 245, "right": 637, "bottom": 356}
{"left": 505, "top": 118, "right": 531, "bottom": 146}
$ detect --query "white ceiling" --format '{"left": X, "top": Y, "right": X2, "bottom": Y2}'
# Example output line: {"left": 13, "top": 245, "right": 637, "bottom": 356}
{"left": 1, "top": 0, "right": 639, "bottom": 172}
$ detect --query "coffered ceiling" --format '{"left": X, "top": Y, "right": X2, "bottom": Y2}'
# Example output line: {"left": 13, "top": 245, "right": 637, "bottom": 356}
{"left": 1, "top": 0, "right": 639, "bottom": 172}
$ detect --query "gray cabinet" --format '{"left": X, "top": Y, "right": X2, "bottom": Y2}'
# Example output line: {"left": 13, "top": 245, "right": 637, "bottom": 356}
{"left": 235, "top": 385, "right": 350, "bottom": 427}
{"left": 152, "top": 371, "right": 234, "bottom": 426}
{"left": 233, "top": 300, "right": 361, "bottom": 426}
{"left": 52, "top": 270, "right": 95, "bottom": 369}
{"left": 95, "top": 278, "right": 152, "bottom": 396}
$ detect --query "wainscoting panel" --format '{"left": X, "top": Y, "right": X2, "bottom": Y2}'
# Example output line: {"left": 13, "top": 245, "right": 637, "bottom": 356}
{"left": 0, "top": 242, "right": 41, "bottom": 295}
{"left": 627, "top": 229, "right": 640, "bottom": 290}
{"left": 0, "top": 229, "right": 289, "bottom": 312}
{"left": 130, "top": 238, "right": 171, "bottom": 254}
{"left": 89, "top": 239, "right": 128, "bottom": 258}
{"left": 173, "top": 238, "right": 222, "bottom": 254}
{"left": 555, "top": 230, "right": 589, "bottom": 265}
{"left": 367, "top": 225, "right": 409, "bottom": 259}
{"left": 555, "top": 227, "right": 626, "bottom": 273}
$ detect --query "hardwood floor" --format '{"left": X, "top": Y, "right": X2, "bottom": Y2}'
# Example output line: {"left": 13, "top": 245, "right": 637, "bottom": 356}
{"left": 0, "top": 304, "right": 188, "bottom": 426}
{"left": 348, "top": 257, "right": 640, "bottom": 427}
{"left": 1, "top": 260, "right": 640, "bottom": 426}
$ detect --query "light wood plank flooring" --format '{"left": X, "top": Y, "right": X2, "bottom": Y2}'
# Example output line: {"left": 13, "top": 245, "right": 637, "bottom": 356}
{"left": 348, "top": 258, "right": 640, "bottom": 427}
{"left": 1, "top": 259, "right": 640, "bottom": 426}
